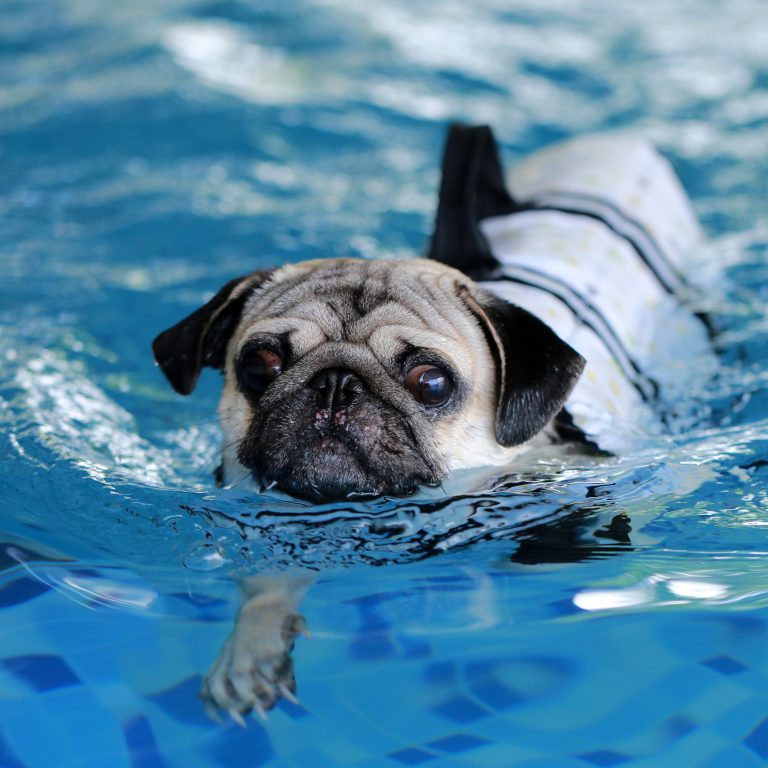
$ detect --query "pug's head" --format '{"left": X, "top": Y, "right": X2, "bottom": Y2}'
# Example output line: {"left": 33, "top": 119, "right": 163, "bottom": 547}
{"left": 152, "top": 258, "right": 584, "bottom": 500}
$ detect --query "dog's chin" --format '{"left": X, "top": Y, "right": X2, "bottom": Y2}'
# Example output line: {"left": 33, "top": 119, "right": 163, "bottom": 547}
{"left": 250, "top": 435, "right": 438, "bottom": 502}
{"left": 235, "top": 391, "right": 444, "bottom": 501}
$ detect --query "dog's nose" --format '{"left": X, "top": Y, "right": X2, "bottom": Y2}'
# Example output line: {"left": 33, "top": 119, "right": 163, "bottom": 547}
{"left": 308, "top": 368, "right": 364, "bottom": 410}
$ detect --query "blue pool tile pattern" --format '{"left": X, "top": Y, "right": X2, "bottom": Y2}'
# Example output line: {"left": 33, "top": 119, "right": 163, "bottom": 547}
{"left": 743, "top": 717, "right": 768, "bottom": 760}
{"left": 425, "top": 733, "right": 491, "bottom": 754}
{"left": 2, "top": 654, "right": 81, "bottom": 692}
{"left": 0, "top": 731, "right": 26, "bottom": 768}
{"left": 432, "top": 695, "right": 490, "bottom": 724}
{"left": 2, "top": 555, "right": 768, "bottom": 766}
{"left": 703, "top": 655, "right": 749, "bottom": 676}
{"left": 124, "top": 716, "right": 169, "bottom": 768}
{"left": 388, "top": 747, "right": 437, "bottom": 765}
{"left": 0, "top": 577, "right": 51, "bottom": 608}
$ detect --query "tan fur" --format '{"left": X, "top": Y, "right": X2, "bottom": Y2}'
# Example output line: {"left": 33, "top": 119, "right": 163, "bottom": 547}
{"left": 217, "top": 258, "right": 527, "bottom": 484}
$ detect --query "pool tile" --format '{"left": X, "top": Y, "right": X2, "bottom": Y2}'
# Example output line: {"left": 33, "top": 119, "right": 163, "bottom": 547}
{"left": 2, "top": 654, "right": 80, "bottom": 692}
{"left": 345, "top": 592, "right": 402, "bottom": 609}
{"left": 68, "top": 568, "right": 102, "bottom": 579}
{"left": 170, "top": 593, "right": 228, "bottom": 609}
{"left": 347, "top": 630, "right": 397, "bottom": 660}
{"left": 662, "top": 714, "right": 697, "bottom": 741}
{"left": 206, "top": 720, "right": 274, "bottom": 767}
{"left": 3, "top": 685, "right": 130, "bottom": 768}
{"left": 0, "top": 543, "right": 64, "bottom": 572}
{"left": 0, "top": 577, "right": 50, "bottom": 608}
{"left": 574, "top": 749, "right": 631, "bottom": 766}
{"left": 168, "top": 593, "right": 231, "bottom": 623}
{"left": 0, "top": 729, "right": 26, "bottom": 768}
{"left": 702, "top": 655, "right": 748, "bottom": 676}
{"left": 465, "top": 662, "right": 523, "bottom": 710}
{"left": 743, "top": 716, "right": 768, "bottom": 759}
{"left": 275, "top": 697, "right": 311, "bottom": 720}
{"left": 124, "top": 715, "right": 168, "bottom": 768}
{"left": 721, "top": 615, "right": 766, "bottom": 638}
{"left": 387, "top": 746, "right": 436, "bottom": 765}
{"left": 400, "top": 636, "right": 431, "bottom": 659}
{"left": 346, "top": 596, "right": 398, "bottom": 660}
{"left": 425, "top": 733, "right": 490, "bottom": 754}
{"left": 424, "top": 661, "right": 458, "bottom": 685}
{"left": 546, "top": 598, "right": 584, "bottom": 617}
{"left": 702, "top": 744, "right": 765, "bottom": 768}
{"left": 146, "top": 675, "right": 211, "bottom": 728}
{"left": 432, "top": 695, "right": 489, "bottom": 724}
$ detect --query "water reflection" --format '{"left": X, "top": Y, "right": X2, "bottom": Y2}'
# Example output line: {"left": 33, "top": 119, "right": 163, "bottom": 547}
{"left": 188, "top": 487, "right": 747, "bottom": 724}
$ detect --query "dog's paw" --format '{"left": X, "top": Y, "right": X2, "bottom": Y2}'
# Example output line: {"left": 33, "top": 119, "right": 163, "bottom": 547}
{"left": 200, "top": 606, "right": 306, "bottom": 725}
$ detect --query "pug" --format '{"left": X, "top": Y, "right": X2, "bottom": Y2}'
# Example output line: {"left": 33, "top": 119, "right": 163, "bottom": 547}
{"left": 153, "top": 126, "right": 710, "bottom": 501}
{"left": 152, "top": 257, "right": 585, "bottom": 500}
{"left": 153, "top": 124, "right": 712, "bottom": 721}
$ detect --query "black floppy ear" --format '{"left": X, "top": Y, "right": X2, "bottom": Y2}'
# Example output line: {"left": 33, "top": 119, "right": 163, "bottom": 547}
{"left": 460, "top": 286, "right": 586, "bottom": 446}
{"left": 152, "top": 270, "right": 273, "bottom": 395}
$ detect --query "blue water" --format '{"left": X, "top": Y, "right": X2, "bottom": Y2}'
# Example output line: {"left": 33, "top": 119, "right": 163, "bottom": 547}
{"left": 3, "top": 0, "right": 768, "bottom": 765}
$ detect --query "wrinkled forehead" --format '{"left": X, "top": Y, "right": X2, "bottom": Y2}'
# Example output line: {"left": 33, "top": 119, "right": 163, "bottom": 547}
{"left": 234, "top": 260, "right": 480, "bottom": 365}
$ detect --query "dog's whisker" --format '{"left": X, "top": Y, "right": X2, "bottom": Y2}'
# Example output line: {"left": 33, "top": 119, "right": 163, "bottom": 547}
{"left": 197, "top": 436, "right": 244, "bottom": 474}
{"left": 225, "top": 467, "right": 257, "bottom": 491}
{"left": 218, "top": 436, "right": 245, "bottom": 455}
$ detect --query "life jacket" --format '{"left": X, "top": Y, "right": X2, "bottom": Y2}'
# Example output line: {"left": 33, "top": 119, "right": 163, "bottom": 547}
{"left": 429, "top": 124, "right": 714, "bottom": 453}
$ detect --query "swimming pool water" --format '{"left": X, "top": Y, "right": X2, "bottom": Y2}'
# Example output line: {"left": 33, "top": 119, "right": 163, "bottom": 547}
{"left": 3, "top": 0, "right": 768, "bottom": 765}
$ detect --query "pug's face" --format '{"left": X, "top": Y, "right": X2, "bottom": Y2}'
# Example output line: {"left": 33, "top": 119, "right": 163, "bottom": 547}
{"left": 153, "top": 258, "right": 584, "bottom": 500}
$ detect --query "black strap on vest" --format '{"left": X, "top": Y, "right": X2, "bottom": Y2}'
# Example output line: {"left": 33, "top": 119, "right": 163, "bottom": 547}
{"left": 427, "top": 123, "right": 519, "bottom": 279}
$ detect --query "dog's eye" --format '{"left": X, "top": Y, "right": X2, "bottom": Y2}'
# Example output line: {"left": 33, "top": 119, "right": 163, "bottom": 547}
{"left": 239, "top": 348, "right": 283, "bottom": 393}
{"left": 405, "top": 365, "right": 453, "bottom": 407}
